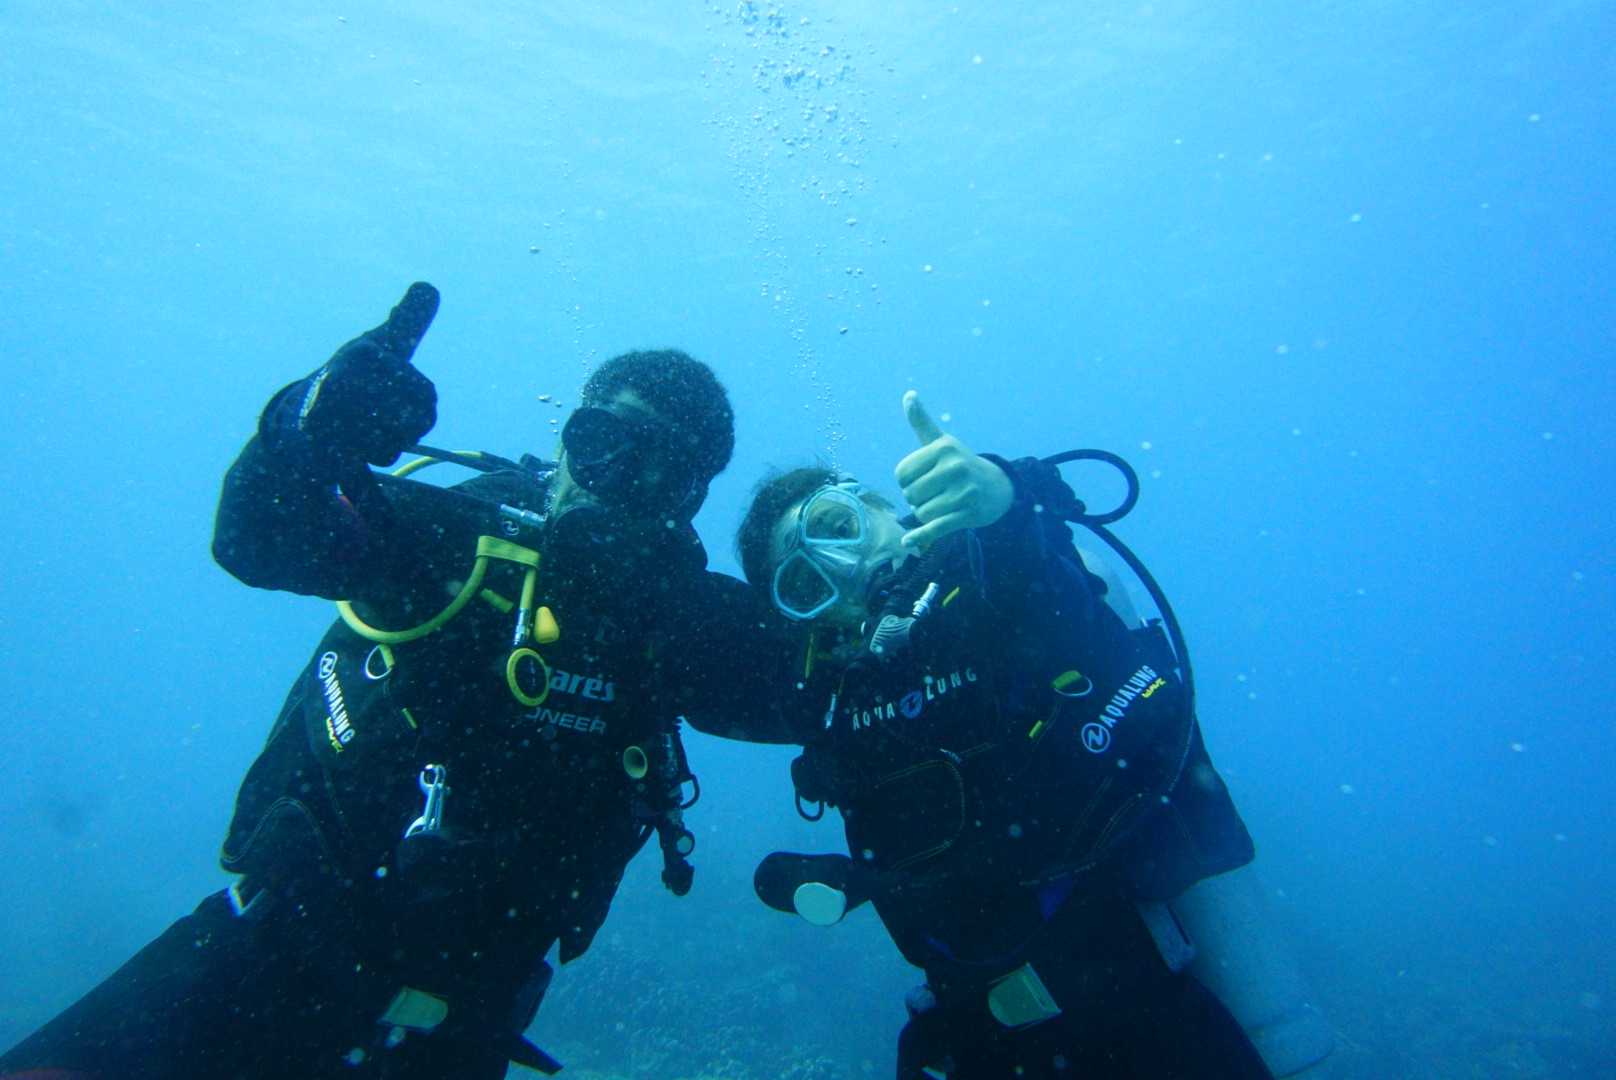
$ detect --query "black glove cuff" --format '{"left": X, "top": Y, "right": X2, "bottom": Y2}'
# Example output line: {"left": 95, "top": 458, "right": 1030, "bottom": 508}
{"left": 982, "top": 454, "right": 1081, "bottom": 520}
{"left": 259, "top": 375, "right": 377, "bottom": 503}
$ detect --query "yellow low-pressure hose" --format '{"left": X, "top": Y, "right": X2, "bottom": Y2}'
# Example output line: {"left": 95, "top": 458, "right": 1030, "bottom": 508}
{"left": 336, "top": 457, "right": 561, "bottom": 707}
{"left": 337, "top": 559, "right": 490, "bottom": 644}
{"left": 338, "top": 535, "right": 541, "bottom": 645}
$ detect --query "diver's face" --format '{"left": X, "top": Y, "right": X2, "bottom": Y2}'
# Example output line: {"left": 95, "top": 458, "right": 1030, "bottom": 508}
{"left": 768, "top": 489, "right": 909, "bottom": 629}
{"left": 549, "top": 388, "right": 695, "bottom": 522}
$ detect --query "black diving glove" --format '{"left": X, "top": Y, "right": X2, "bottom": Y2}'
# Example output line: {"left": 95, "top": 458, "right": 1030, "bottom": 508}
{"left": 260, "top": 281, "right": 440, "bottom": 469}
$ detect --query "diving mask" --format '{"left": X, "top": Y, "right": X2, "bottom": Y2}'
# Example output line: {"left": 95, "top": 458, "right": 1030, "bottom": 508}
{"left": 561, "top": 404, "right": 699, "bottom": 513}
{"left": 771, "top": 483, "right": 897, "bottom": 621}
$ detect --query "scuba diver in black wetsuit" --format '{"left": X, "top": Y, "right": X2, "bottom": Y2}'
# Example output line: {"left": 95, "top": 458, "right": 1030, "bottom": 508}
{"left": 0, "top": 283, "right": 786, "bottom": 1080}
{"left": 724, "top": 392, "right": 1332, "bottom": 1080}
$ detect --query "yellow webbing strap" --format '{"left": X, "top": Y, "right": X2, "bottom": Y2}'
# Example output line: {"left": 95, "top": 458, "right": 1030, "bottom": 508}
{"left": 336, "top": 535, "right": 541, "bottom": 645}
{"left": 476, "top": 535, "right": 541, "bottom": 568}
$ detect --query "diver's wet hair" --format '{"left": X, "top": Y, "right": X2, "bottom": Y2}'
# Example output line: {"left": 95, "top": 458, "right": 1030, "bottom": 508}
{"left": 582, "top": 350, "right": 734, "bottom": 485}
{"left": 736, "top": 466, "right": 893, "bottom": 590}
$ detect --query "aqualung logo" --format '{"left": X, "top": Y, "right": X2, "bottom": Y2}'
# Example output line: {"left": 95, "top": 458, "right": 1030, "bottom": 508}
{"left": 1080, "top": 665, "right": 1165, "bottom": 755}
{"left": 317, "top": 651, "right": 355, "bottom": 751}
{"left": 849, "top": 667, "right": 978, "bottom": 730}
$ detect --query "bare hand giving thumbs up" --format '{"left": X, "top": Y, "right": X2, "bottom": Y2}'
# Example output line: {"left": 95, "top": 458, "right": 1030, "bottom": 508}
{"left": 893, "top": 391, "right": 1015, "bottom": 549}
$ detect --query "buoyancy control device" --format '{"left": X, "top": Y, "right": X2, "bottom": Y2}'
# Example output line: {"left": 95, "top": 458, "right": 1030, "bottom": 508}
{"left": 329, "top": 445, "right": 700, "bottom": 897}
{"left": 788, "top": 449, "right": 1198, "bottom": 843}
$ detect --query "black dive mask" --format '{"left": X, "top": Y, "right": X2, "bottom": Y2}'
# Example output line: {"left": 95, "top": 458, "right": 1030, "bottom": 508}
{"left": 561, "top": 404, "right": 700, "bottom": 516}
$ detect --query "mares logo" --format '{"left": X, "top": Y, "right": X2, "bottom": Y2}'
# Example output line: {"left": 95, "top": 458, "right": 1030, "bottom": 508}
{"left": 317, "top": 651, "right": 355, "bottom": 752}
{"left": 547, "top": 668, "right": 616, "bottom": 702}
{"left": 1081, "top": 665, "right": 1164, "bottom": 755}
{"left": 523, "top": 705, "right": 607, "bottom": 735}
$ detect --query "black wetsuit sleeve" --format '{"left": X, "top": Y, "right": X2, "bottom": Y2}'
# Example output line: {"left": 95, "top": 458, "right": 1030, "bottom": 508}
{"left": 675, "top": 571, "right": 804, "bottom": 744}
{"left": 971, "top": 454, "right": 1108, "bottom": 627}
{"left": 212, "top": 430, "right": 385, "bottom": 599}
{"left": 212, "top": 376, "right": 532, "bottom": 605}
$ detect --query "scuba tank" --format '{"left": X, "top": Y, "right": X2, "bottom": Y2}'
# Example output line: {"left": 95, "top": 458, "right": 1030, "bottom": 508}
{"left": 1035, "top": 450, "right": 1334, "bottom": 1076}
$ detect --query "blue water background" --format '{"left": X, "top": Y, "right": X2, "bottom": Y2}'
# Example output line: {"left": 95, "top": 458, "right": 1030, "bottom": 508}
{"left": 2, "top": 1, "right": 1613, "bottom": 1074}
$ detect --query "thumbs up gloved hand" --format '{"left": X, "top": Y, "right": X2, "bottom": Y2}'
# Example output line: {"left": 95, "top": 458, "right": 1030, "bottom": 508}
{"left": 894, "top": 391, "right": 1014, "bottom": 550}
{"left": 261, "top": 282, "right": 440, "bottom": 469}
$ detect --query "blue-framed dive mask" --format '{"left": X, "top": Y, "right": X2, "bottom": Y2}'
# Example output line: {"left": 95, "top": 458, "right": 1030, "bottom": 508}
{"left": 771, "top": 483, "right": 879, "bottom": 621}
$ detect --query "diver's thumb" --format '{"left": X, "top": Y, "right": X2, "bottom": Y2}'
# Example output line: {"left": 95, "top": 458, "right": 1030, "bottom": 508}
{"left": 370, "top": 281, "right": 440, "bottom": 362}
{"left": 904, "top": 391, "right": 945, "bottom": 446}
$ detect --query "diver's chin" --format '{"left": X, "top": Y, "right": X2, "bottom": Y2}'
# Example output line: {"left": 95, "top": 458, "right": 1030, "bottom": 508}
{"left": 545, "top": 497, "right": 668, "bottom": 564}
{"left": 543, "top": 500, "right": 603, "bottom": 554}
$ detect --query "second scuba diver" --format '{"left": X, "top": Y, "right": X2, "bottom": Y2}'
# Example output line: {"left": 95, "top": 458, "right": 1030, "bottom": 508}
{"left": 0, "top": 283, "right": 788, "bottom": 1080}
{"left": 721, "top": 393, "right": 1334, "bottom": 1080}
